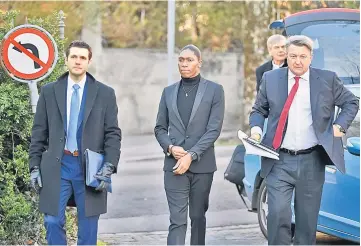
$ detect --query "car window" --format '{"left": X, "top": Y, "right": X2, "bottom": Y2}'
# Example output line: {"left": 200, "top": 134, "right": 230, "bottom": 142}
{"left": 286, "top": 20, "right": 360, "bottom": 85}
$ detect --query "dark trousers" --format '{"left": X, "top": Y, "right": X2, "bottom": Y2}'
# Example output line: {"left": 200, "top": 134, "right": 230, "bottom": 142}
{"left": 44, "top": 155, "right": 99, "bottom": 245}
{"left": 164, "top": 171, "right": 214, "bottom": 245}
{"left": 265, "top": 149, "right": 325, "bottom": 245}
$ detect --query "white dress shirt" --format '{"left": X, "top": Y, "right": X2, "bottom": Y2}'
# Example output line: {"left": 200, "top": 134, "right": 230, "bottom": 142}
{"left": 281, "top": 70, "right": 318, "bottom": 150}
{"left": 251, "top": 69, "right": 319, "bottom": 150}
{"left": 65, "top": 75, "right": 86, "bottom": 149}
{"left": 272, "top": 61, "right": 284, "bottom": 70}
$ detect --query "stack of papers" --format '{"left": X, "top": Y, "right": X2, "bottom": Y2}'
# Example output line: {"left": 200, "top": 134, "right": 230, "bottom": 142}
{"left": 237, "top": 130, "right": 279, "bottom": 160}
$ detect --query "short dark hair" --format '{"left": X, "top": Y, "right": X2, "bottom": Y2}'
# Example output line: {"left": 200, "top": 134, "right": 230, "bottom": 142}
{"left": 180, "top": 44, "right": 201, "bottom": 60}
{"left": 65, "top": 40, "right": 92, "bottom": 60}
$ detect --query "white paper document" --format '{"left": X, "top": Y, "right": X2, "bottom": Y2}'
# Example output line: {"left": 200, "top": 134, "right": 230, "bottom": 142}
{"left": 237, "top": 130, "right": 279, "bottom": 160}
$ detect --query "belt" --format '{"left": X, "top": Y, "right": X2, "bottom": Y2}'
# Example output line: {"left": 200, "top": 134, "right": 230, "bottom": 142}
{"left": 280, "top": 145, "right": 319, "bottom": 156}
{"left": 64, "top": 150, "right": 79, "bottom": 157}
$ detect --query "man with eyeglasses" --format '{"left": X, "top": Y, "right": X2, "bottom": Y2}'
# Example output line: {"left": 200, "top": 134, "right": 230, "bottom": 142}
{"left": 249, "top": 35, "right": 358, "bottom": 245}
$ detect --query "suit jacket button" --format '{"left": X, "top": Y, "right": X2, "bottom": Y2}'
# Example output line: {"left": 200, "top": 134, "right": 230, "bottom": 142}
{"left": 56, "top": 157, "right": 60, "bottom": 162}
{"left": 60, "top": 138, "right": 63, "bottom": 142}
{"left": 186, "top": 136, "right": 189, "bottom": 138}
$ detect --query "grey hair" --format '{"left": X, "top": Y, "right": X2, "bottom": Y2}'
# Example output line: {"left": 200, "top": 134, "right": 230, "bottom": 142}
{"left": 286, "top": 35, "right": 314, "bottom": 53}
{"left": 267, "top": 34, "right": 286, "bottom": 49}
{"left": 180, "top": 44, "right": 201, "bottom": 60}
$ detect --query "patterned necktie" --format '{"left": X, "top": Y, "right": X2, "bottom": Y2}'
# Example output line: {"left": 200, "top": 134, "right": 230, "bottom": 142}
{"left": 272, "top": 76, "right": 300, "bottom": 150}
{"left": 67, "top": 84, "right": 80, "bottom": 152}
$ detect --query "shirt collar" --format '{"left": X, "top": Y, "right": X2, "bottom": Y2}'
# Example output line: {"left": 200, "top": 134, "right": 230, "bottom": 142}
{"left": 288, "top": 69, "right": 310, "bottom": 82}
{"left": 272, "top": 60, "right": 284, "bottom": 69}
{"left": 68, "top": 74, "right": 87, "bottom": 90}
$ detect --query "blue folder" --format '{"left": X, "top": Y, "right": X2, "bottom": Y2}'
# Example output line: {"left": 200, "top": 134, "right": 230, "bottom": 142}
{"left": 84, "top": 149, "right": 112, "bottom": 193}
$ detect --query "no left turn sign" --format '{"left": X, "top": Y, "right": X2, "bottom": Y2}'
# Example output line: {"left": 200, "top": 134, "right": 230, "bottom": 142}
{"left": 1, "top": 24, "right": 58, "bottom": 83}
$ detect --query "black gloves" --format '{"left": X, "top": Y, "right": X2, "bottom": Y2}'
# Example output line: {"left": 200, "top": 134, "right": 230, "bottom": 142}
{"left": 30, "top": 166, "right": 42, "bottom": 193}
{"left": 94, "top": 162, "right": 115, "bottom": 191}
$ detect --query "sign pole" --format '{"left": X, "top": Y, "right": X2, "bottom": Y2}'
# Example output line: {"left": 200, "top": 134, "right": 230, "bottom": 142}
{"left": 27, "top": 80, "right": 39, "bottom": 113}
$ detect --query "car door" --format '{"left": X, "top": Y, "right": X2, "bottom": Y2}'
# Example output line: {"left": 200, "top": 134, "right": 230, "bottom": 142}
{"left": 318, "top": 96, "right": 360, "bottom": 242}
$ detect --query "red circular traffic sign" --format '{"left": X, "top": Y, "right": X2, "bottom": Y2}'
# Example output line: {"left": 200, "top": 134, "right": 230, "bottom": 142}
{"left": 1, "top": 25, "right": 58, "bottom": 83}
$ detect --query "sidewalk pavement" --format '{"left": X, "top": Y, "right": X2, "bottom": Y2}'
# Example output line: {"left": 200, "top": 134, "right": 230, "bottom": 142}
{"left": 98, "top": 209, "right": 257, "bottom": 234}
{"left": 98, "top": 132, "right": 252, "bottom": 245}
{"left": 99, "top": 224, "right": 267, "bottom": 245}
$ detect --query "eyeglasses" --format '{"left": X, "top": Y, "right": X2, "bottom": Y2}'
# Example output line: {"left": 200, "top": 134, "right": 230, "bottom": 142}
{"left": 288, "top": 54, "right": 309, "bottom": 61}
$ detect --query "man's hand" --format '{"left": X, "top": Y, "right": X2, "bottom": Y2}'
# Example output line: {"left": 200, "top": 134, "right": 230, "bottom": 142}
{"left": 170, "top": 146, "right": 188, "bottom": 160}
{"left": 173, "top": 153, "right": 192, "bottom": 175}
{"left": 30, "top": 166, "right": 42, "bottom": 193}
{"left": 250, "top": 133, "right": 262, "bottom": 143}
{"left": 333, "top": 124, "right": 345, "bottom": 137}
{"left": 94, "top": 162, "right": 115, "bottom": 192}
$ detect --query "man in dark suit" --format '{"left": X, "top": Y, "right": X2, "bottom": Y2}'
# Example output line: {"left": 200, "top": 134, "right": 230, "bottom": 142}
{"left": 249, "top": 35, "right": 358, "bottom": 245}
{"left": 256, "top": 34, "right": 288, "bottom": 92}
{"left": 29, "top": 40, "right": 121, "bottom": 245}
{"left": 154, "top": 44, "right": 225, "bottom": 245}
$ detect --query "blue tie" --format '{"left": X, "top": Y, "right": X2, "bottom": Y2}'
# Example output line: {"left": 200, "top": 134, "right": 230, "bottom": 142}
{"left": 67, "top": 84, "right": 80, "bottom": 152}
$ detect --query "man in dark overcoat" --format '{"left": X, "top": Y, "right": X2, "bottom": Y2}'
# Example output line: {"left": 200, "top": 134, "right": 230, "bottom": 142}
{"left": 29, "top": 40, "right": 121, "bottom": 245}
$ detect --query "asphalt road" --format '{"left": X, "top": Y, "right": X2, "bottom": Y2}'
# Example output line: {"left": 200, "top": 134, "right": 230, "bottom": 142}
{"left": 99, "top": 153, "right": 255, "bottom": 234}
{"left": 98, "top": 134, "right": 357, "bottom": 245}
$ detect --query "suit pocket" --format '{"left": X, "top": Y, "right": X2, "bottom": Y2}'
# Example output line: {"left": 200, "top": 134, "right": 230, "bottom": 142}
{"left": 92, "top": 149, "right": 104, "bottom": 154}
{"left": 276, "top": 158, "right": 298, "bottom": 172}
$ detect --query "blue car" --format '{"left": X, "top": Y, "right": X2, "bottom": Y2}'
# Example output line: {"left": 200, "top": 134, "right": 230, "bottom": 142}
{"left": 241, "top": 8, "right": 360, "bottom": 243}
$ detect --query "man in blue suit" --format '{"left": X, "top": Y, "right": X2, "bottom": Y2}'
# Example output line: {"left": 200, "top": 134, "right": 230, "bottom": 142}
{"left": 249, "top": 35, "right": 358, "bottom": 245}
{"left": 29, "top": 40, "right": 121, "bottom": 245}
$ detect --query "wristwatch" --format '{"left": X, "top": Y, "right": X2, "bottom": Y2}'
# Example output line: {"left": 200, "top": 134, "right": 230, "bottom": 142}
{"left": 334, "top": 124, "right": 346, "bottom": 134}
{"left": 188, "top": 151, "right": 198, "bottom": 161}
{"left": 167, "top": 145, "right": 174, "bottom": 156}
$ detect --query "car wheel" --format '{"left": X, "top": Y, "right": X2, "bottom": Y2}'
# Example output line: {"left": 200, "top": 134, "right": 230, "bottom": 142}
{"left": 257, "top": 179, "right": 268, "bottom": 239}
{"left": 257, "top": 179, "right": 296, "bottom": 239}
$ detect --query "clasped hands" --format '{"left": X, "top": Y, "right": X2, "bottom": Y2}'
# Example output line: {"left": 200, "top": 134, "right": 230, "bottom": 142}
{"left": 169, "top": 146, "right": 192, "bottom": 175}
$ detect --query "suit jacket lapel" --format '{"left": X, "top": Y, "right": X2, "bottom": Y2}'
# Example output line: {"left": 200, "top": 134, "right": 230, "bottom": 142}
{"left": 187, "top": 77, "right": 208, "bottom": 128}
{"left": 309, "top": 68, "right": 321, "bottom": 120}
{"left": 279, "top": 69, "right": 289, "bottom": 111}
{"left": 54, "top": 75, "right": 67, "bottom": 133}
{"left": 266, "top": 60, "right": 273, "bottom": 72}
{"left": 82, "top": 76, "right": 99, "bottom": 127}
{"left": 278, "top": 69, "right": 289, "bottom": 135}
{"left": 172, "top": 81, "right": 186, "bottom": 130}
